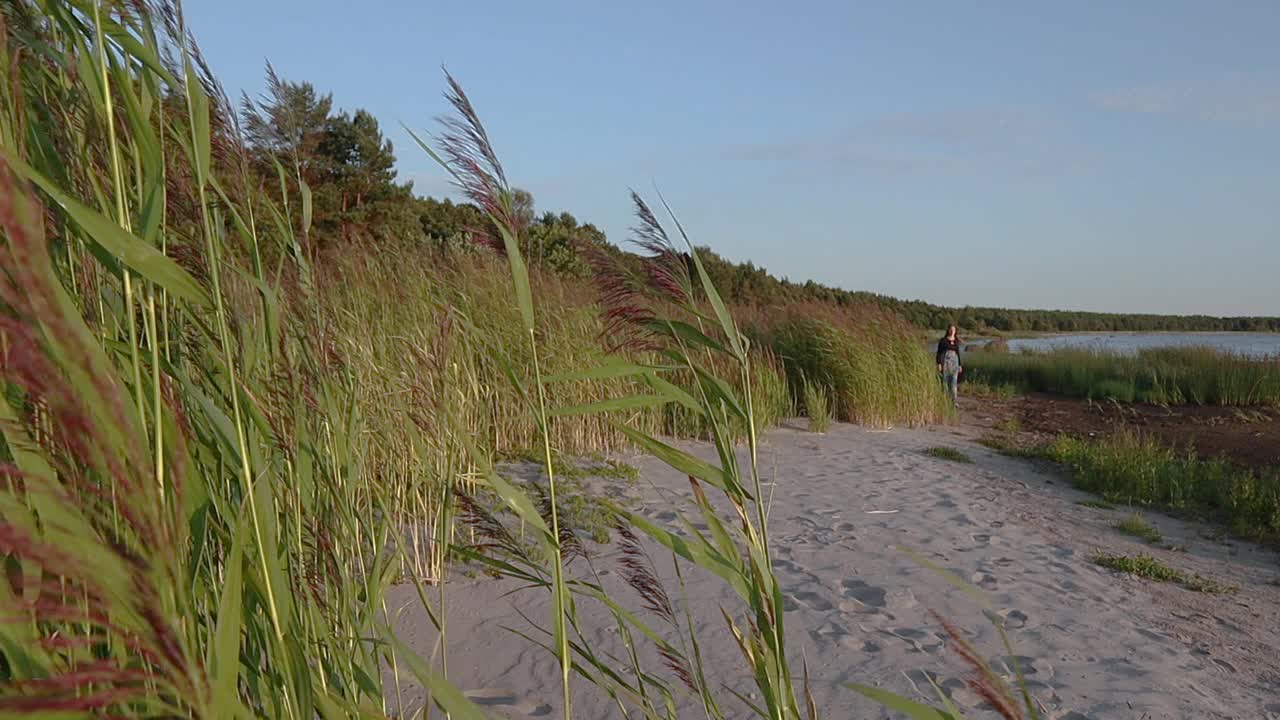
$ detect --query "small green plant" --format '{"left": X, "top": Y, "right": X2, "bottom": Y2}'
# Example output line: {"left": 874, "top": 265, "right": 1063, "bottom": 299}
{"left": 966, "top": 381, "right": 1021, "bottom": 399}
{"left": 978, "top": 435, "right": 1049, "bottom": 459}
{"left": 1113, "top": 513, "right": 1162, "bottom": 543}
{"left": 803, "top": 378, "right": 833, "bottom": 433}
{"left": 1182, "top": 575, "right": 1238, "bottom": 594}
{"left": 1093, "top": 552, "right": 1182, "bottom": 581}
{"left": 1093, "top": 553, "right": 1235, "bottom": 594}
{"left": 997, "top": 416, "right": 1024, "bottom": 434}
{"left": 562, "top": 491, "right": 616, "bottom": 545}
{"left": 925, "top": 446, "right": 973, "bottom": 463}
{"left": 1076, "top": 499, "right": 1116, "bottom": 509}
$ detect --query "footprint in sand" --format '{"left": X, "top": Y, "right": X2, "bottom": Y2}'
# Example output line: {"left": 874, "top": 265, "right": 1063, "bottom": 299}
{"left": 785, "top": 590, "right": 834, "bottom": 612}
{"left": 1135, "top": 627, "right": 1170, "bottom": 642}
{"left": 992, "top": 608, "right": 1028, "bottom": 629}
{"left": 883, "top": 626, "right": 945, "bottom": 654}
{"left": 809, "top": 620, "right": 848, "bottom": 641}
{"left": 771, "top": 557, "right": 803, "bottom": 574}
{"left": 995, "top": 655, "right": 1044, "bottom": 677}
{"left": 840, "top": 579, "right": 887, "bottom": 609}
{"left": 971, "top": 571, "right": 999, "bottom": 591}
{"left": 1212, "top": 658, "right": 1238, "bottom": 674}
{"left": 970, "top": 533, "right": 993, "bottom": 547}
{"left": 464, "top": 689, "right": 553, "bottom": 717}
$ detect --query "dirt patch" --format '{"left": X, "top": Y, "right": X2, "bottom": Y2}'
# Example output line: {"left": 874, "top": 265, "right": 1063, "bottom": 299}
{"left": 962, "top": 392, "right": 1280, "bottom": 472}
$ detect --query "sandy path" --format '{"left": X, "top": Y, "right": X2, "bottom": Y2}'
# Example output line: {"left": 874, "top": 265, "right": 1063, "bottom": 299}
{"left": 384, "top": 422, "right": 1280, "bottom": 719}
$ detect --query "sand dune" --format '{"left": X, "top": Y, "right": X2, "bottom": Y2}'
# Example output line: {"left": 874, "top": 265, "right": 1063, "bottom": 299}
{"left": 385, "top": 422, "right": 1280, "bottom": 719}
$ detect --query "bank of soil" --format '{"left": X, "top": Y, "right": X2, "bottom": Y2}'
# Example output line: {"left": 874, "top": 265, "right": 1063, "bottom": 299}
{"left": 962, "top": 392, "right": 1280, "bottom": 472}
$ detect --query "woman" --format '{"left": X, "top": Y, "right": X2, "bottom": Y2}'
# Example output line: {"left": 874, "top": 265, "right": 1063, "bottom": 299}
{"left": 936, "top": 325, "right": 962, "bottom": 406}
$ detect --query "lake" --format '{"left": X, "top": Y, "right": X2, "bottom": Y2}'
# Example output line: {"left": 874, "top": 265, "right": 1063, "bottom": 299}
{"left": 979, "top": 332, "right": 1280, "bottom": 359}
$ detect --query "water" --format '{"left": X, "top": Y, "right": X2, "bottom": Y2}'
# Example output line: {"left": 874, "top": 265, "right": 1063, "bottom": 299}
{"left": 983, "top": 332, "right": 1280, "bottom": 359}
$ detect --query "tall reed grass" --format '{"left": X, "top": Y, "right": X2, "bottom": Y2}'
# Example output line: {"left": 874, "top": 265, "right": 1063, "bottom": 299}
{"left": 1, "top": 2, "right": 397, "bottom": 715}
{"left": 743, "top": 303, "right": 949, "bottom": 427}
{"left": 0, "top": 4, "right": 1038, "bottom": 719}
{"left": 966, "top": 347, "right": 1280, "bottom": 406}
{"left": 803, "top": 377, "right": 832, "bottom": 433}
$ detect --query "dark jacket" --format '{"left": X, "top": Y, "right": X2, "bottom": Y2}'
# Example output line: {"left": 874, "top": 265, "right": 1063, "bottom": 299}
{"left": 936, "top": 337, "right": 961, "bottom": 366}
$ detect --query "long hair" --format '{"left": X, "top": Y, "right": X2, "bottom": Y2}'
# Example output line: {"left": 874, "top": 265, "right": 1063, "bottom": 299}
{"left": 941, "top": 324, "right": 960, "bottom": 343}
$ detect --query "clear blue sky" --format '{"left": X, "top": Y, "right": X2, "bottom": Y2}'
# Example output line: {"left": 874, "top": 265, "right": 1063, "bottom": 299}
{"left": 188, "top": 1, "right": 1279, "bottom": 316}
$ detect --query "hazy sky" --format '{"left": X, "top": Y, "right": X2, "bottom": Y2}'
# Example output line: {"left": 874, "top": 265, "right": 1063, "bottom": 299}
{"left": 187, "top": 1, "right": 1279, "bottom": 316}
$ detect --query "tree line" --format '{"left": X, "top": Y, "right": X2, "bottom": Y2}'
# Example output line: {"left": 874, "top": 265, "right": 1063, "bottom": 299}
{"left": 243, "top": 71, "right": 1277, "bottom": 334}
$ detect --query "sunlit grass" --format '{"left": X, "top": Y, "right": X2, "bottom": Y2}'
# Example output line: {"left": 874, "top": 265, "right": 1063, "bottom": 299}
{"left": 803, "top": 377, "right": 833, "bottom": 433}
{"left": 0, "top": 4, "right": 1044, "bottom": 720}
{"left": 965, "top": 347, "right": 1280, "bottom": 406}
{"left": 1093, "top": 553, "right": 1235, "bottom": 594}
{"left": 1113, "top": 513, "right": 1162, "bottom": 543}
{"left": 1047, "top": 431, "right": 1280, "bottom": 548}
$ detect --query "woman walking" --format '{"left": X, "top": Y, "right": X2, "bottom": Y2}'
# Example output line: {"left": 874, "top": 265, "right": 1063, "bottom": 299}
{"left": 936, "top": 325, "right": 962, "bottom": 406}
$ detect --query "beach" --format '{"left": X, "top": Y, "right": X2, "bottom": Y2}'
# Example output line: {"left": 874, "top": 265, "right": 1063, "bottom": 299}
{"left": 384, "top": 421, "right": 1280, "bottom": 719}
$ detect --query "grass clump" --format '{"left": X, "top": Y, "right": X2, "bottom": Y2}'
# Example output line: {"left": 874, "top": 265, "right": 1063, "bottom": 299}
{"left": 803, "top": 377, "right": 833, "bottom": 433}
{"left": 965, "top": 346, "right": 1280, "bottom": 406}
{"left": 1047, "top": 431, "right": 1280, "bottom": 547}
{"left": 966, "top": 380, "right": 1022, "bottom": 399}
{"left": 1093, "top": 553, "right": 1235, "bottom": 594}
{"left": 1093, "top": 552, "right": 1183, "bottom": 582}
{"left": 978, "top": 435, "right": 1050, "bottom": 459}
{"left": 925, "top": 446, "right": 973, "bottom": 463}
{"left": 1113, "top": 513, "right": 1163, "bottom": 543}
{"left": 997, "top": 416, "right": 1024, "bottom": 435}
{"left": 752, "top": 305, "right": 950, "bottom": 427}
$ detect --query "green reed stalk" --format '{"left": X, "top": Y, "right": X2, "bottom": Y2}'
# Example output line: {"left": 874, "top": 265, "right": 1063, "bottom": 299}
{"left": 171, "top": 12, "right": 293, "bottom": 717}
{"left": 92, "top": 0, "right": 146, "bottom": 434}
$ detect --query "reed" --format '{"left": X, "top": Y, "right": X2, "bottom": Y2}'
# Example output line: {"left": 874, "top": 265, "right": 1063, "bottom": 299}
{"left": 966, "top": 346, "right": 1280, "bottom": 406}
{"left": 0, "top": 4, "right": 1039, "bottom": 720}
{"left": 803, "top": 377, "right": 832, "bottom": 433}
{"left": 744, "top": 303, "right": 949, "bottom": 427}
{"left": 0, "top": 2, "right": 395, "bottom": 715}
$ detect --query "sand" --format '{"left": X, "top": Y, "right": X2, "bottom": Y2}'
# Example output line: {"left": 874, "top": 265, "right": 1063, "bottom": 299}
{"left": 384, "top": 422, "right": 1280, "bottom": 719}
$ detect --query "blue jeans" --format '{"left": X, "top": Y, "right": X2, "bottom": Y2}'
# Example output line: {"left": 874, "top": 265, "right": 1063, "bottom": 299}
{"left": 941, "top": 351, "right": 960, "bottom": 405}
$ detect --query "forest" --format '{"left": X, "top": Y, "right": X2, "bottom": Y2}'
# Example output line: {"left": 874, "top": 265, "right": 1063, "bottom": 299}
{"left": 239, "top": 74, "right": 1277, "bottom": 335}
